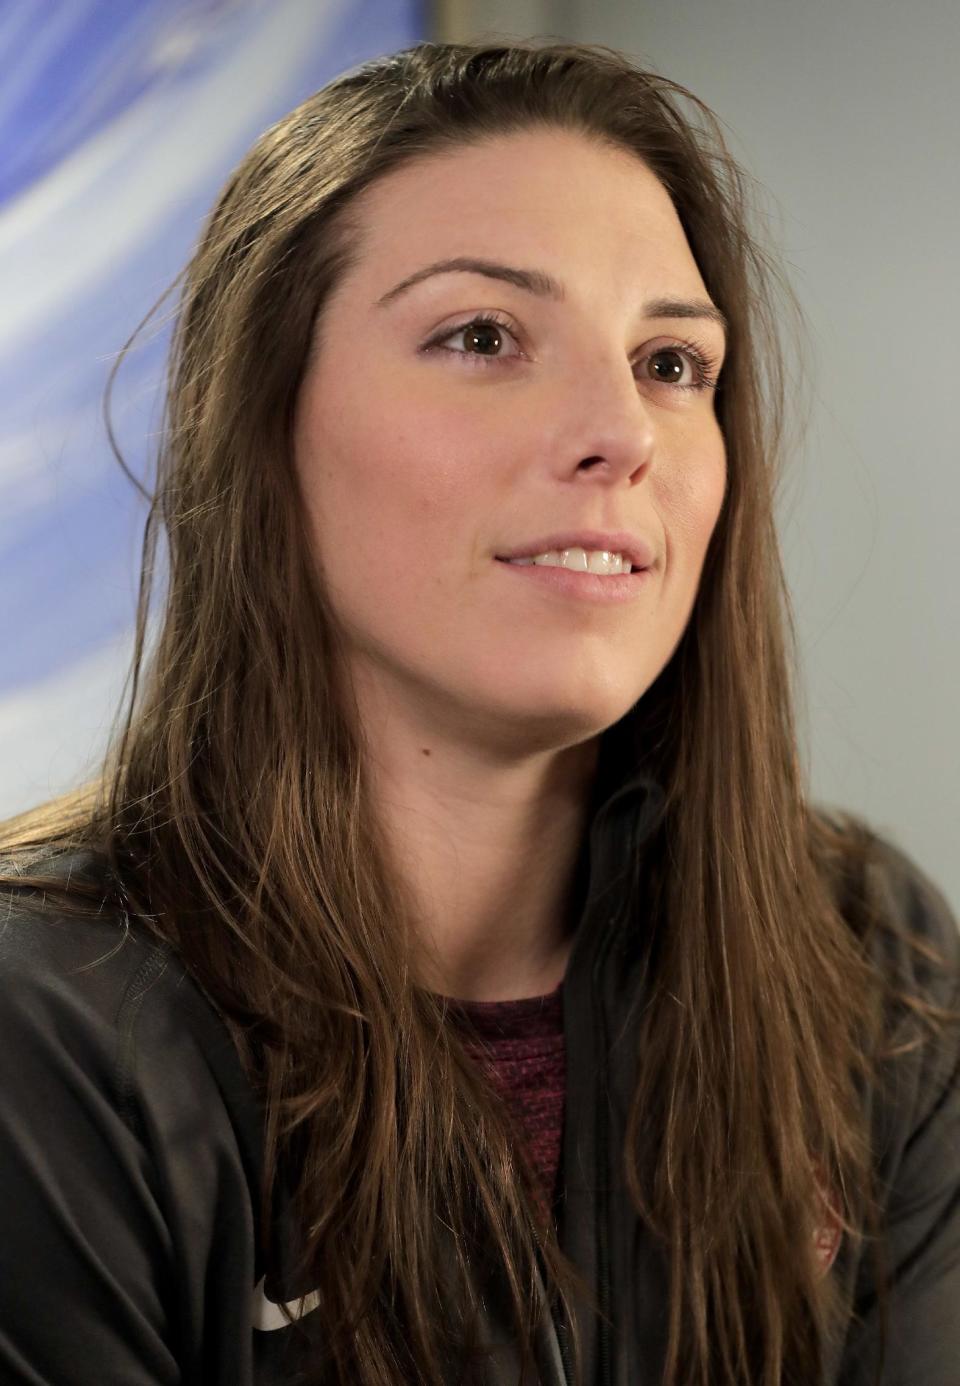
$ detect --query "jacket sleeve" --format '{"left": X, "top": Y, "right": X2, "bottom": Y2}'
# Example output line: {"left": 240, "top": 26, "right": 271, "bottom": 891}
{"left": 0, "top": 903, "right": 181, "bottom": 1385}
{"left": 835, "top": 839, "right": 960, "bottom": 1385}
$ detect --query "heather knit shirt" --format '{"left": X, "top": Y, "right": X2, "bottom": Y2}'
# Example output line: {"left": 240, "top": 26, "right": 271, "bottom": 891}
{"left": 445, "top": 981, "right": 842, "bottom": 1270}
{"left": 447, "top": 981, "right": 566, "bottom": 1220}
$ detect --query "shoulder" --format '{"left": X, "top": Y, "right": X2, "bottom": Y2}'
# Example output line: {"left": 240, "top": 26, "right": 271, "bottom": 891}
{"left": 814, "top": 811, "right": 959, "bottom": 1003}
{"left": 0, "top": 847, "right": 200, "bottom": 1086}
{"left": 863, "top": 831, "right": 959, "bottom": 1125}
{"left": 814, "top": 832, "right": 960, "bottom": 1378}
{"left": 819, "top": 815, "right": 960, "bottom": 1183}
{"left": 0, "top": 846, "right": 174, "bottom": 1070}
{"left": 0, "top": 846, "right": 264, "bottom": 1378}
{"left": 0, "top": 844, "right": 261, "bottom": 1185}
{"left": 863, "top": 831, "right": 958, "bottom": 958}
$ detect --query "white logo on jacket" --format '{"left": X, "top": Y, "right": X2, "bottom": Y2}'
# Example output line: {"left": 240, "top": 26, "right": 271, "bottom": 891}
{"left": 251, "top": 1275, "right": 321, "bottom": 1332}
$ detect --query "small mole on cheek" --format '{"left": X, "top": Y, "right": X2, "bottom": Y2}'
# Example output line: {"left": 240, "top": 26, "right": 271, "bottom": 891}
{"left": 421, "top": 748, "right": 431, "bottom": 757}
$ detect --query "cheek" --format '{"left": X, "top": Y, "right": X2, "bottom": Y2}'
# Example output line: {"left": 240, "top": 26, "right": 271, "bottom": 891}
{"left": 656, "top": 431, "right": 727, "bottom": 560}
{"left": 293, "top": 375, "right": 496, "bottom": 629}
{"left": 695, "top": 443, "right": 728, "bottom": 549}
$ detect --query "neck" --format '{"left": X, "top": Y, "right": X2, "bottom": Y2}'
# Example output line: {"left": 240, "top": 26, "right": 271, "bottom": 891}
{"left": 360, "top": 697, "right": 600, "bottom": 1003}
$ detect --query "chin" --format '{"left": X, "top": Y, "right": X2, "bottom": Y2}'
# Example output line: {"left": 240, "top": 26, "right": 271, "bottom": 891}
{"left": 466, "top": 683, "right": 644, "bottom": 752}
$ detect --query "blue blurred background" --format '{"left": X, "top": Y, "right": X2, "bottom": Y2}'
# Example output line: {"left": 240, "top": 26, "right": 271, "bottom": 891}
{"left": 0, "top": 0, "right": 425, "bottom": 817}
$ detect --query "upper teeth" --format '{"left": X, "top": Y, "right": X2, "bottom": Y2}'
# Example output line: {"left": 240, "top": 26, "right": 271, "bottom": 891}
{"left": 507, "top": 547, "right": 632, "bottom": 575}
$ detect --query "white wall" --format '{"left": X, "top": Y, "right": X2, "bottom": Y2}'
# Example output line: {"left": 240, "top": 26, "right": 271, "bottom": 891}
{"left": 437, "top": 0, "right": 960, "bottom": 906}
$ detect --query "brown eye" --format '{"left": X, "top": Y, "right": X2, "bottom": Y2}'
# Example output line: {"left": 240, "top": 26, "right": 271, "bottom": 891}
{"left": 460, "top": 322, "right": 505, "bottom": 355}
{"left": 430, "top": 314, "right": 521, "bottom": 363}
{"left": 646, "top": 349, "right": 687, "bottom": 384}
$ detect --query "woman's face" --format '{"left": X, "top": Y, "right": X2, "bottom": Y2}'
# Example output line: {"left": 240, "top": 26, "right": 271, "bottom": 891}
{"left": 293, "top": 126, "right": 728, "bottom": 753}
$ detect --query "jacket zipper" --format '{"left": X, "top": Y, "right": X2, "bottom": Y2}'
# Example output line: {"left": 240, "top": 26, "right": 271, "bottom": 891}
{"left": 537, "top": 1233, "right": 571, "bottom": 1385}
{"left": 555, "top": 1300, "right": 573, "bottom": 1385}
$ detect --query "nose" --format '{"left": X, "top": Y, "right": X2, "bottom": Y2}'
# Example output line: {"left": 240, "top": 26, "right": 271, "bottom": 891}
{"left": 557, "top": 356, "right": 656, "bottom": 485}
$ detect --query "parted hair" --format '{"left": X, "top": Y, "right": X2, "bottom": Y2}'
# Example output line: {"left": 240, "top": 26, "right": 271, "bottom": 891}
{"left": 3, "top": 39, "right": 958, "bottom": 1386}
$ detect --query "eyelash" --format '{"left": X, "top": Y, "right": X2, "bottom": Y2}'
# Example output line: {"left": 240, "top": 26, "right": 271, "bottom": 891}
{"left": 423, "top": 312, "right": 722, "bottom": 392}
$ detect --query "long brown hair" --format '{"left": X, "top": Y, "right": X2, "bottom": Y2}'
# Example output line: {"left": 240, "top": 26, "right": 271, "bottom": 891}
{"left": 2, "top": 40, "right": 957, "bottom": 1386}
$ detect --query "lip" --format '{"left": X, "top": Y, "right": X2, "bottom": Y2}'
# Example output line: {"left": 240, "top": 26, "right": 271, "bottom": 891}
{"left": 494, "top": 559, "right": 654, "bottom": 604}
{"left": 494, "top": 530, "right": 655, "bottom": 571}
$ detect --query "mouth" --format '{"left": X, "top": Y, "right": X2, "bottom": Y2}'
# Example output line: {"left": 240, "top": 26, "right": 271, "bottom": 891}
{"left": 493, "top": 555, "right": 654, "bottom": 604}
{"left": 493, "top": 531, "right": 655, "bottom": 573}
{"left": 495, "top": 556, "right": 645, "bottom": 574}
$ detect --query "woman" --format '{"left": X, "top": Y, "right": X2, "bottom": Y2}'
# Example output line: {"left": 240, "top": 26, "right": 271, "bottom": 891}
{"left": 0, "top": 39, "right": 957, "bottom": 1386}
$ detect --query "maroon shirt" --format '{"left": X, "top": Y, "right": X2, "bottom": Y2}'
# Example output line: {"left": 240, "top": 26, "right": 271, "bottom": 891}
{"left": 446, "top": 982, "right": 841, "bottom": 1270}
{"left": 447, "top": 981, "right": 566, "bottom": 1221}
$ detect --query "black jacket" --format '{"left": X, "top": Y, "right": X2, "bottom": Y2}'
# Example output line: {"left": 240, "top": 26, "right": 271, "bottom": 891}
{"left": 1, "top": 772, "right": 958, "bottom": 1384}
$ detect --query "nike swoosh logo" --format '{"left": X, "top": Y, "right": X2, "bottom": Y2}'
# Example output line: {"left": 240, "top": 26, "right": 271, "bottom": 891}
{"left": 251, "top": 1275, "right": 321, "bottom": 1332}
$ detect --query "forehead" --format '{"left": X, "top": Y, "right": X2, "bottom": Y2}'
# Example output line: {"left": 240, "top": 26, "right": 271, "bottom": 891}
{"left": 340, "top": 126, "right": 708, "bottom": 301}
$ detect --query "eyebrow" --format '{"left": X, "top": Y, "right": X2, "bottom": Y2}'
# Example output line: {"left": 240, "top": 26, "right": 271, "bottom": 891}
{"left": 375, "top": 256, "right": 728, "bottom": 337}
